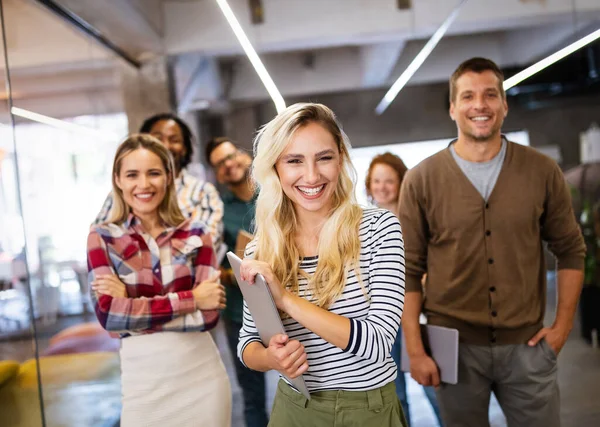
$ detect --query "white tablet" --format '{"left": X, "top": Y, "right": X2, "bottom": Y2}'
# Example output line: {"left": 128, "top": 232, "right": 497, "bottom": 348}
{"left": 227, "top": 251, "right": 311, "bottom": 400}
{"left": 400, "top": 324, "right": 459, "bottom": 385}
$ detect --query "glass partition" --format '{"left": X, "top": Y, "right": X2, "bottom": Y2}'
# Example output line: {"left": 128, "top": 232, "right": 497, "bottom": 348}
{"left": 1, "top": 0, "right": 127, "bottom": 425}
{"left": 0, "top": 0, "right": 44, "bottom": 425}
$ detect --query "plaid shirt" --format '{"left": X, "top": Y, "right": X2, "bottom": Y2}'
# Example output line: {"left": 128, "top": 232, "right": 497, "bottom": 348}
{"left": 94, "top": 168, "right": 224, "bottom": 248}
{"left": 87, "top": 215, "right": 219, "bottom": 338}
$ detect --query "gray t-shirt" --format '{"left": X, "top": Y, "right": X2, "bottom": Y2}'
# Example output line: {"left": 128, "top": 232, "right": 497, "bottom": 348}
{"left": 450, "top": 139, "right": 507, "bottom": 201}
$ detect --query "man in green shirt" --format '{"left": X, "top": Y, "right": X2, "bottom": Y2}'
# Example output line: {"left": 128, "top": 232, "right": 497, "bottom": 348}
{"left": 206, "top": 137, "right": 267, "bottom": 427}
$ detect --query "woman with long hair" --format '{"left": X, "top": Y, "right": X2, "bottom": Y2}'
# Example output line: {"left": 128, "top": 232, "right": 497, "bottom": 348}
{"left": 366, "top": 153, "right": 443, "bottom": 427}
{"left": 87, "top": 134, "right": 231, "bottom": 426}
{"left": 94, "top": 113, "right": 224, "bottom": 249}
{"left": 238, "top": 103, "right": 407, "bottom": 426}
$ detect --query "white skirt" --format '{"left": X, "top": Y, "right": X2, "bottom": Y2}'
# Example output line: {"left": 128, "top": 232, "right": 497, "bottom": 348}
{"left": 119, "top": 331, "right": 231, "bottom": 427}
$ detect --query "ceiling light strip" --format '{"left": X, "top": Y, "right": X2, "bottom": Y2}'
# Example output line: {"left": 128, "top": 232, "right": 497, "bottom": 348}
{"left": 11, "top": 107, "right": 118, "bottom": 140}
{"left": 504, "top": 27, "right": 600, "bottom": 90}
{"left": 375, "top": 0, "right": 468, "bottom": 115}
{"left": 215, "top": 0, "right": 286, "bottom": 113}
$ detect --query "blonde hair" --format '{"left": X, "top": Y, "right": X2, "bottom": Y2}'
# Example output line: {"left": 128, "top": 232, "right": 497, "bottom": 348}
{"left": 108, "top": 134, "right": 185, "bottom": 227}
{"left": 252, "top": 103, "right": 363, "bottom": 309}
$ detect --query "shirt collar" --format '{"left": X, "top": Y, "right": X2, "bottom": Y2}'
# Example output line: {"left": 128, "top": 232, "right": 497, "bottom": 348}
{"left": 123, "top": 213, "right": 190, "bottom": 238}
{"left": 448, "top": 134, "right": 509, "bottom": 148}
{"left": 177, "top": 167, "right": 191, "bottom": 186}
{"left": 221, "top": 188, "right": 258, "bottom": 204}
{"left": 221, "top": 190, "right": 236, "bottom": 203}
{"left": 123, "top": 213, "right": 138, "bottom": 230}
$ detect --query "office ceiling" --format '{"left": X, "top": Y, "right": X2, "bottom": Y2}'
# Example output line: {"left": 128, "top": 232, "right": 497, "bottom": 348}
{"left": 1, "top": 0, "right": 599, "bottom": 118}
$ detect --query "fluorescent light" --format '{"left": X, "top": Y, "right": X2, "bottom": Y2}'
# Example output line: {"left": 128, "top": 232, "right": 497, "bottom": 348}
{"left": 11, "top": 107, "right": 118, "bottom": 140}
{"left": 215, "top": 0, "right": 286, "bottom": 113}
{"left": 375, "top": 0, "right": 468, "bottom": 115}
{"left": 504, "top": 27, "right": 600, "bottom": 90}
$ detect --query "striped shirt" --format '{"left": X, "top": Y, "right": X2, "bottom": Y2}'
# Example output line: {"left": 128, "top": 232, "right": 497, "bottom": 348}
{"left": 94, "top": 168, "right": 224, "bottom": 248}
{"left": 238, "top": 208, "right": 405, "bottom": 392}
{"left": 87, "top": 214, "right": 219, "bottom": 338}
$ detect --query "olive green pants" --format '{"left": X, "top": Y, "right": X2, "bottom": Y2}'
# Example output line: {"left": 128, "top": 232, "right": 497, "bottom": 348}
{"left": 268, "top": 379, "right": 408, "bottom": 427}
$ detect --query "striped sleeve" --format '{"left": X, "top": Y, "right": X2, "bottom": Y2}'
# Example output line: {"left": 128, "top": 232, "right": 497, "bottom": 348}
{"left": 344, "top": 211, "right": 405, "bottom": 363}
{"left": 93, "top": 192, "right": 114, "bottom": 224}
{"left": 237, "top": 241, "right": 262, "bottom": 367}
{"left": 87, "top": 229, "right": 197, "bottom": 333}
{"left": 237, "top": 301, "right": 263, "bottom": 367}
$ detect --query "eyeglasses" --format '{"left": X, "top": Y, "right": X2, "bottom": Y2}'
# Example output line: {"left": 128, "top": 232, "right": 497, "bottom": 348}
{"left": 212, "top": 151, "right": 238, "bottom": 170}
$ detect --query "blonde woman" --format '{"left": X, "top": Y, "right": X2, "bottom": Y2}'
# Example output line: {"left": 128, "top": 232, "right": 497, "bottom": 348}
{"left": 87, "top": 135, "right": 231, "bottom": 426}
{"left": 366, "top": 153, "right": 443, "bottom": 427}
{"left": 238, "top": 103, "right": 407, "bottom": 426}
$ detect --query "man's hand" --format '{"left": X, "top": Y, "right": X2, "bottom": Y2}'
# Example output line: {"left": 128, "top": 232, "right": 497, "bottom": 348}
{"left": 410, "top": 353, "right": 441, "bottom": 387}
{"left": 528, "top": 325, "right": 570, "bottom": 355}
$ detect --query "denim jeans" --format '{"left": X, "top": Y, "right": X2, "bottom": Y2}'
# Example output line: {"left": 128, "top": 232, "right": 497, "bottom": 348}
{"left": 225, "top": 318, "right": 269, "bottom": 427}
{"left": 391, "top": 329, "right": 444, "bottom": 427}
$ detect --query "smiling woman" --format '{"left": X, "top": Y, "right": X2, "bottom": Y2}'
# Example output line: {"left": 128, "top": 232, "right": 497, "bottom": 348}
{"left": 86, "top": 134, "right": 231, "bottom": 427}
{"left": 275, "top": 122, "right": 342, "bottom": 220}
{"left": 238, "top": 103, "right": 407, "bottom": 427}
{"left": 365, "top": 153, "right": 408, "bottom": 216}
{"left": 107, "top": 134, "right": 184, "bottom": 231}
{"left": 115, "top": 148, "right": 170, "bottom": 222}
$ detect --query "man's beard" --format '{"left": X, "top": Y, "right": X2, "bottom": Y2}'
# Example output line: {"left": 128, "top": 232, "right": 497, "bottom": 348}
{"left": 228, "top": 165, "right": 251, "bottom": 186}
{"left": 466, "top": 124, "right": 501, "bottom": 143}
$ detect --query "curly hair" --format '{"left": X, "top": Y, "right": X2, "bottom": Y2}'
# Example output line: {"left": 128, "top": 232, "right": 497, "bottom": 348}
{"left": 139, "top": 113, "right": 194, "bottom": 168}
